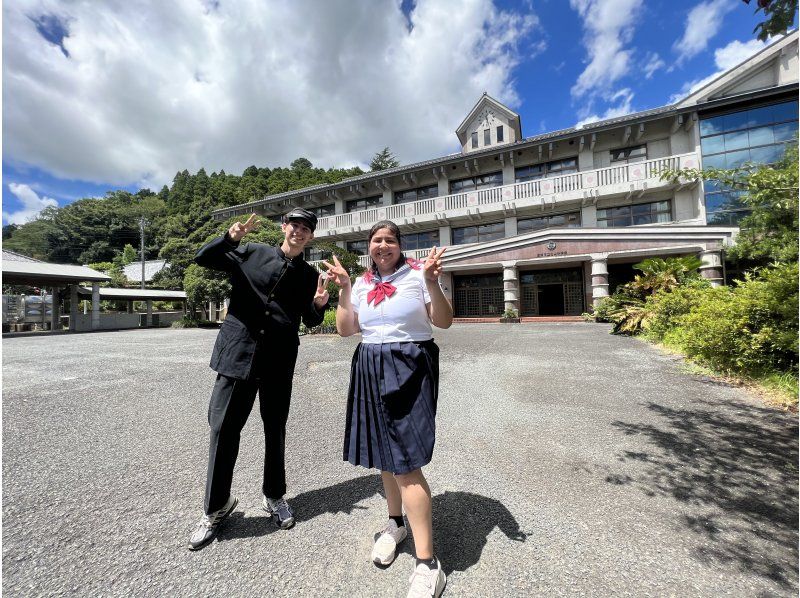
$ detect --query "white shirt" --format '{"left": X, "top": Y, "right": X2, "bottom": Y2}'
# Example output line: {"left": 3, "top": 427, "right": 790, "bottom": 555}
{"left": 352, "top": 264, "right": 433, "bottom": 344}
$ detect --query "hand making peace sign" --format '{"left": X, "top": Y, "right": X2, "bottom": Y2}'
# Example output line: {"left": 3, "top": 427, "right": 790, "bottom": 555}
{"left": 423, "top": 246, "right": 447, "bottom": 282}
{"left": 320, "top": 255, "right": 351, "bottom": 289}
{"left": 228, "top": 213, "right": 260, "bottom": 242}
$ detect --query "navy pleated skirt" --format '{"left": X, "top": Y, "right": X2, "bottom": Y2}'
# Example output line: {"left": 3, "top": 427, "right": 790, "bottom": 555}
{"left": 343, "top": 340, "right": 439, "bottom": 475}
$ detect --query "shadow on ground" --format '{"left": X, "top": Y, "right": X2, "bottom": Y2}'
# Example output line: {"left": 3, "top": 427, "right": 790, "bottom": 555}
{"left": 609, "top": 399, "right": 799, "bottom": 591}
{"left": 217, "top": 477, "right": 528, "bottom": 574}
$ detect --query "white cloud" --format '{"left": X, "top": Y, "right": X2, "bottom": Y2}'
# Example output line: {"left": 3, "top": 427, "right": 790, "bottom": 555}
{"left": 575, "top": 88, "right": 635, "bottom": 128}
{"left": 670, "top": 38, "right": 770, "bottom": 103}
{"left": 569, "top": 0, "right": 644, "bottom": 99}
{"left": 643, "top": 52, "right": 666, "bottom": 79}
{"left": 3, "top": 0, "right": 541, "bottom": 190}
{"left": 3, "top": 183, "right": 59, "bottom": 224}
{"left": 672, "top": 0, "right": 736, "bottom": 65}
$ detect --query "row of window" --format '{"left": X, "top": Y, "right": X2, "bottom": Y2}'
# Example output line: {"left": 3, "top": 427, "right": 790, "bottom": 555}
{"left": 471, "top": 126, "right": 504, "bottom": 149}
{"left": 306, "top": 145, "right": 654, "bottom": 216}
{"left": 304, "top": 199, "right": 672, "bottom": 259}
{"left": 700, "top": 99, "right": 798, "bottom": 225}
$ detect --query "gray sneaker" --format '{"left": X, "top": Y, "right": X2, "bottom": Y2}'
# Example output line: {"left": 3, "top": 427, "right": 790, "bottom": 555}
{"left": 188, "top": 495, "right": 238, "bottom": 551}
{"left": 262, "top": 496, "right": 295, "bottom": 529}
{"left": 407, "top": 558, "right": 446, "bottom": 598}
{"left": 372, "top": 519, "right": 408, "bottom": 566}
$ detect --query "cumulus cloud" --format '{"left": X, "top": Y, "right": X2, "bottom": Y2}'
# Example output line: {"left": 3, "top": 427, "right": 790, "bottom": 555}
{"left": 672, "top": 0, "right": 736, "bottom": 65}
{"left": 643, "top": 52, "right": 666, "bottom": 79}
{"left": 3, "top": 183, "right": 58, "bottom": 224}
{"left": 574, "top": 88, "right": 635, "bottom": 128}
{"left": 3, "top": 0, "right": 541, "bottom": 190}
{"left": 569, "top": 0, "right": 644, "bottom": 99}
{"left": 670, "top": 38, "right": 771, "bottom": 103}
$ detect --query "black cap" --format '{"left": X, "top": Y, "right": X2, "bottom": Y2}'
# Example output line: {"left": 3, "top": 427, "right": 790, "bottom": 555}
{"left": 284, "top": 207, "right": 317, "bottom": 231}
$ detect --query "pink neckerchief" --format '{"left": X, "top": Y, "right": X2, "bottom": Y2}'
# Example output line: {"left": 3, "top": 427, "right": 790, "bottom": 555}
{"left": 363, "top": 258, "right": 423, "bottom": 306}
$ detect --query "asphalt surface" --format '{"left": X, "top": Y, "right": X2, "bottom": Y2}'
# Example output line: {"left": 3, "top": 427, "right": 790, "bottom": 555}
{"left": 2, "top": 324, "right": 798, "bottom": 597}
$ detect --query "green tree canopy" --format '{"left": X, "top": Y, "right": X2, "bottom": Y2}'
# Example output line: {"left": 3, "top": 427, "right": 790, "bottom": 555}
{"left": 742, "top": 0, "right": 798, "bottom": 40}
{"left": 370, "top": 147, "right": 400, "bottom": 171}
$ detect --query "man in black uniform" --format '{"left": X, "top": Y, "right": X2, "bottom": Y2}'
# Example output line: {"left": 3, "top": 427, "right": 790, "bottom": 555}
{"left": 188, "top": 208, "right": 328, "bottom": 551}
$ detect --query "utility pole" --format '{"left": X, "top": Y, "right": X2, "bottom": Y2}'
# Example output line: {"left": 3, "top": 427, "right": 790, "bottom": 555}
{"left": 139, "top": 216, "right": 146, "bottom": 290}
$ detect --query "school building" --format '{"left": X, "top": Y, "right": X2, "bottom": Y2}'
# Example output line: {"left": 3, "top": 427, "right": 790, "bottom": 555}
{"left": 212, "top": 33, "right": 798, "bottom": 319}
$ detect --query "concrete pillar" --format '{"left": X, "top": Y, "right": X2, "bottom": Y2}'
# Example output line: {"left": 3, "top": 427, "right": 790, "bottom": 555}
{"left": 578, "top": 148, "right": 594, "bottom": 171}
{"left": 590, "top": 255, "right": 610, "bottom": 308}
{"left": 501, "top": 262, "right": 519, "bottom": 314}
{"left": 438, "top": 226, "right": 452, "bottom": 247}
{"left": 581, "top": 204, "right": 598, "bottom": 227}
{"left": 51, "top": 287, "right": 61, "bottom": 331}
{"left": 381, "top": 188, "right": 393, "bottom": 207}
{"left": 504, "top": 216, "right": 518, "bottom": 238}
{"left": 127, "top": 300, "right": 134, "bottom": 314}
{"left": 437, "top": 178, "right": 449, "bottom": 198}
{"left": 70, "top": 285, "right": 79, "bottom": 332}
{"left": 208, "top": 301, "right": 216, "bottom": 323}
{"left": 501, "top": 161, "right": 515, "bottom": 186}
{"left": 334, "top": 198, "right": 345, "bottom": 214}
{"left": 699, "top": 249, "right": 724, "bottom": 287}
{"left": 91, "top": 283, "right": 100, "bottom": 330}
{"left": 146, "top": 300, "right": 154, "bottom": 326}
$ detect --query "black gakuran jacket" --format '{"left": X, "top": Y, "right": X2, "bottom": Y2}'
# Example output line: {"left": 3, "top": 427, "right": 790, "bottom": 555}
{"left": 195, "top": 234, "right": 326, "bottom": 380}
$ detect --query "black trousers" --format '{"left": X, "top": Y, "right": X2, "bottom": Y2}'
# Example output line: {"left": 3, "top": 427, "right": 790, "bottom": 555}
{"left": 204, "top": 341, "right": 298, "bottom": 514}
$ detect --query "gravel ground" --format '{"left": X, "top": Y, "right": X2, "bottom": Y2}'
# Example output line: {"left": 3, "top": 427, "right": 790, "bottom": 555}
{"left": 2, "top": 324, "right": 797, "bottom": 597}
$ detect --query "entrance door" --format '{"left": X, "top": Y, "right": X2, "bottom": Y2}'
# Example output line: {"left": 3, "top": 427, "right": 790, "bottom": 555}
{"left": 537, "top": 284, "right": 564, "bottom": 315}
{"left": 453, "top": 273, "right": 504, "bottom": 317}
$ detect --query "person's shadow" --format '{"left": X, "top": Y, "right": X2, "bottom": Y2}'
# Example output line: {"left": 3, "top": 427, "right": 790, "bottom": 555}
{"left": 217, "top": 476, "right": 528, "bottom": 574}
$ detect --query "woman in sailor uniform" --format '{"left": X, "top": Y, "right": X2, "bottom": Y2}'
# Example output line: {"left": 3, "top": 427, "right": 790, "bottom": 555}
{"left": 323, "top": 220, "right": 452, "bottom": 598}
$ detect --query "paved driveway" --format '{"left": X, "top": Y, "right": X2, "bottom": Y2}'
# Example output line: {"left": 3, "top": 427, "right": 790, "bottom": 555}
{"left": 2, "top": 324, "right": 797, "bottom": 597}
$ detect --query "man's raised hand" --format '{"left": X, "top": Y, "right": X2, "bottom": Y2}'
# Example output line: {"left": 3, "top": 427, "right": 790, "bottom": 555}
{"left": 228, "top": 213, "right": 260, "bottom": 242}
{"left": 321, "top": 255, "right": 351, "bottom": 288}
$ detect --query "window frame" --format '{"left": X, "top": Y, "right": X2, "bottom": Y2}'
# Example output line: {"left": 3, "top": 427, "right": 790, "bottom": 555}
{"left": 496, "top": 125, "right": 504, "bottom": 143}
{"left": 596, "top": 200, "right": 672, "bottom": 228}
{"left": 345, "top": 195, "right": 381, "bottom": 213}
{"left": 471, "top": 132, "right": 478, "bottom": 149}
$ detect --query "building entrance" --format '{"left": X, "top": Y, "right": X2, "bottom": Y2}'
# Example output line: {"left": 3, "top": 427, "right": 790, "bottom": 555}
{"left": 453, "top": 273, "right": 504, "bottom": 317}
{"left": 519, "top": 268, "right": 584, "bottom": 316}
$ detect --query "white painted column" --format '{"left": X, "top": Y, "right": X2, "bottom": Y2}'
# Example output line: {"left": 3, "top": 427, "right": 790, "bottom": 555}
{"left": 70, "top": 285, "right": 79, "bottom": 332}
{"left": 334, "top": 198, "right": 345, "bottom": 214}
{"left": 590, "top": 255, "right": 610, "bottom": 308}
{"left": 91, "top": 283, "right": 100, "bottom": 330}
{"left": 581, "top": 204, "right": 598, "bottom": 227}
{"left": 381, "top": 188, "right": 393, "bottom": 207}
{"left": 501, "top": 261, "right": 519, "bottom": 314}
{"left": 438, "top": 226, "right": 452, "bottom": 247}
{"left": 51, "top": 287, "right": 61, "bottom": 331}
{"left": 437, "top": 178, "right": 449, "bottom": 198}
{"left": 504, "top": 216, "right": 518, "bottom": 238}
{"left": 698, "top": 248, "right": 724, "bottom": 287}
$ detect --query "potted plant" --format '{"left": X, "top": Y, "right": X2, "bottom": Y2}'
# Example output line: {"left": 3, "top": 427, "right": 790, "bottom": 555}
{"left": 500, "top": 307, "right": 520, "bottom": 323}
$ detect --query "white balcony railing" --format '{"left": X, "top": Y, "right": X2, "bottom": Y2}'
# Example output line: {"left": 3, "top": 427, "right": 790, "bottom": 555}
{"left": 309, "top": 247, "right": 437, "bottom": 271}
{"left": 315, "top": 152, "right": 698, "bottom": 234}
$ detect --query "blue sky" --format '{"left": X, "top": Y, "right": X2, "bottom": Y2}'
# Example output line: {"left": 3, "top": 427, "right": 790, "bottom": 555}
{"left": 3, "top": 0, "right": 794, "bottom": 225}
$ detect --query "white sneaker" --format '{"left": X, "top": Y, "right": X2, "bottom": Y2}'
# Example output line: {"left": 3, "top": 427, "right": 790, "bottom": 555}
{"left": 371, "top": 519, "right": 408, "bottom": 566}
{"left": 407, "top": 558, "right": 446, "bottom": 598}
{"left": 188, "top": 495, "right": 238, "bottom": 551}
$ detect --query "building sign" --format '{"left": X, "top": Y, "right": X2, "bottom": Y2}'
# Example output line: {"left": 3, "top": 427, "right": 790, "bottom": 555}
{"left": 537, "top": 241, "right": 567, "bottom": 258}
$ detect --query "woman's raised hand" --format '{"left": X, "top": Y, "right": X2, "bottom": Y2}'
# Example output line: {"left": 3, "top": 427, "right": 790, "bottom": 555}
{"left": 423, "top": 246, "right": 447, "bottom": 282}
{"left": 228, "top": 213, "right": 260, "bottom": 242}
{"left": 321, "top": 255, "right": 351, "bottom": 288}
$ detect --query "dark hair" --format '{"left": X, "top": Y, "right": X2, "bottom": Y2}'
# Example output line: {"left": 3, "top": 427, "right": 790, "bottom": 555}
{"left": 368, "top": 220, "right": 405, "bottom": 273}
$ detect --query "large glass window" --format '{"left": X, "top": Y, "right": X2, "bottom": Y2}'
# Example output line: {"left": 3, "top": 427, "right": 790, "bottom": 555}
{"left": 497, "top": 126, "right": 504, "bottom": 142}
{"left": 471, "top": 132, "right": 478, "bottom": 148}
{"left": 394, "top": 184, "right": 439, "bottom": 204}
{"left": 346, "top": 195, "right": 381, "bottom": 213}
{"left": 515, "top": 157, "right": 578, "bottom": 182}
{"left": 449, "top": 171, "right": 503, "bottom": 194}
{"left": 597, "top": 200, "right": 671, "bottom": 227}
{"left": 484, "top": 129, "right": 491, "bottom": 146}
{"left": 308, "top": 204, "right": 335, "bottom": 217}
{"left": 403, "top": 230, "right": 440, "bottom": 251}
{"left": 517, "top": 211, "right": 581, "bottom": 233}
{"left": 452, "top": 221, "right": 505, "bottom": 245}
{"left": 346, "top": 240, "right": 368, "bottom": 255}
{"left": 610, "top": 145, "right": 647, "bottom": 164}
{"left": 700, "top": 99, "right": 798, "bottom": 224}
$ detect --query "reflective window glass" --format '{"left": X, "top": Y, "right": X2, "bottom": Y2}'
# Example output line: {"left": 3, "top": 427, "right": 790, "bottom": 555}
{"left": 745, "top": 105, "right": 775, "bottom": 128}
{"left": 724, "top": 130, "right": 749, "bottom": 151}
{"left": 748, "top": 126, "right": 774, "bottom": 146}
{"left": 725, "top": 150, "right": 751, "bottom": 169}
{"left": 773, "top": 100, "right": 799, "bottom": 122}
{"left": 750, "top": 144, "right": 783, "bottom": 164}
{"left": 700, "top": 115, "right": 725, "bottom": 136}
{"left": 773, "top": 122, "right": 798, "bottom": 142}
